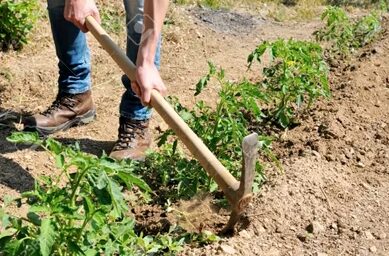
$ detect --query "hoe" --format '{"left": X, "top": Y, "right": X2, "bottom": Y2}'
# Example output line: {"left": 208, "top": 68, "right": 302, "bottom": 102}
{"left": 85, "top": 16, "right": 258, "bottom": 232}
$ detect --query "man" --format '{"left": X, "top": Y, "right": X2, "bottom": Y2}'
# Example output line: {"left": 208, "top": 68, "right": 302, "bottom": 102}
{"left": 24, "top": 0, "right": 169, "bottom": 161}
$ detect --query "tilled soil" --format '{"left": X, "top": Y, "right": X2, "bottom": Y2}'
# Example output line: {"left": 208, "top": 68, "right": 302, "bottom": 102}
{"left": 0, "top": 3, "right": 388, "bottom": 256}
{"left": 184, "top": 16, "right": 389, "bottom": 256}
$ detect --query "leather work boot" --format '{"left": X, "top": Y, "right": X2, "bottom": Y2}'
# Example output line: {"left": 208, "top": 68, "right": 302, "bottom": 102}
{"left": 23, "top": 90, "right": 96, "bottom": 135}
{"left": 109, "top": 117, "right": 152, "bottom": 161}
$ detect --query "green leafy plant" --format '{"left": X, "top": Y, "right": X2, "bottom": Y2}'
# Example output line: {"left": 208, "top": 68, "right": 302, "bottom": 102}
{"left": 143, "top": 63, "right": 272, "bottom": 201}
{"left": 0, "top": 132, "right": 185, "bottom": 255}
{"left": 0, "top": 0, "right": 39, "bottom": 51}
{"left": 315, "top": 6, "right": 382, "bottom": 58}
{"left": 314, "top": 6, "right": 354, "bottom": 56}
{"left": 353, "top": 12, "right": 382, "bottom": 48}
{"left": 248, "top": 39, "right": 330, "bottom": 128}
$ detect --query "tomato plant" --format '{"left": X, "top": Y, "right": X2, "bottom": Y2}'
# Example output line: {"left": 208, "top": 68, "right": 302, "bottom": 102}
{"left": 315, "top": 6, "right": 382, "bottom": 58}
{"left": 0, "top": 132, "right": 185, "bottom": 256}
{"left": 248, "top": 39, "right": 330, "bottom": 128}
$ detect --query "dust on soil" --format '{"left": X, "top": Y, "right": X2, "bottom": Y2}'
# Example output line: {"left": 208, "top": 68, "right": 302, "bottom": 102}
{"left": 1, "top": 2, "right": 389, "bottom": 255}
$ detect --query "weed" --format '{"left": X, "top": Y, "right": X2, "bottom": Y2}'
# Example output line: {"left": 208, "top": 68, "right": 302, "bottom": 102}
{"left": 101, "top": 8, "right": 125, "bottom": 34}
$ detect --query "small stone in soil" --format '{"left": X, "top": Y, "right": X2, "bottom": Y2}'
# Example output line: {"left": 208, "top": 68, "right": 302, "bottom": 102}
{"left": 356, "top": 162, "right": 365, "bottom": 168}
{"left": 375, "top": 232, "right": 387, "bottom": 240}
{"left": 219, "top": 244, "right": 237, "bottom": 255}
{"left": 369, "top": 246, "right": 377, "bottom": 253}
{"left": 238, "top": 230, "right": 251, "bottom": 239}
{"left": 364, "top": 231, "right": 375, "bottom": 240}
{"left": 306, "top": 221, "right": 325, "bottom": 234}
{"left": 311, "top": 150, "right": 321, "bottom": 158}
{"left": 297, "top": 233, "right": 308, "bottom": 242}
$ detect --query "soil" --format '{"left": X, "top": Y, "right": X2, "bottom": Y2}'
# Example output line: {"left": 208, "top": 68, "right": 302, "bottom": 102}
{"left": 0, "top": 2, "right": 388, "bottom": 256}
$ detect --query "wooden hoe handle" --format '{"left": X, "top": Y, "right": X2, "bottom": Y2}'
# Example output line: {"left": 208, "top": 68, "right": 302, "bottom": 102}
{"left": 85, "top": 16, "right": 241, "bottom": 202}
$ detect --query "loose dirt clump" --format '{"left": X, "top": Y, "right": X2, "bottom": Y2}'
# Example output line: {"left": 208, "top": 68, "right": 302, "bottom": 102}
{"left": 167, "top": 195, "right": 227, "bottom": 234}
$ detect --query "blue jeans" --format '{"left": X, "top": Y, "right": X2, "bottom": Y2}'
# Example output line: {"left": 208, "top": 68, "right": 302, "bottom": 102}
{"left": 47, "top": 0, "right": 160, "bottom": 120}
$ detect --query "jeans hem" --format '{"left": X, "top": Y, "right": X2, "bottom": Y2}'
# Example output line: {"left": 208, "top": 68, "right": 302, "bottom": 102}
{"left": 62, "top": 86, "right": 91, "bottom": 95}
{"left": 120, "top": 111, "right": 152, "bottom": 121}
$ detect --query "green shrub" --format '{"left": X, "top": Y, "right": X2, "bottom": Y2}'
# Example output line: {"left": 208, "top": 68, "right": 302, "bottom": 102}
{"left": 0, "top": 0, "right": 38, "bottom": 51}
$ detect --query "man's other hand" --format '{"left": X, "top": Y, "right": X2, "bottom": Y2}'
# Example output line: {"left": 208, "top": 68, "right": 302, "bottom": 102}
{"left": 131, "top": 63, "right": 167, "bottom": 106}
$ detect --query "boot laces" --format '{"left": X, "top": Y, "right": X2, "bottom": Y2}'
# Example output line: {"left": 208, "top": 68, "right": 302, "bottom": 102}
{"left": 42, "top": 94, "right": 77, "bottom": 116}
{"left": 114, "top": 120, "right": 147, "bottom": 150}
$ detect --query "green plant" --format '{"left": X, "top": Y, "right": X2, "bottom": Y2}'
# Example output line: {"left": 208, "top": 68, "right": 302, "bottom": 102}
{"left": 142, "top": 62, "right": 272, "bottom": 201}
{"left": 314, "top": 6, "right": 354, "bottom": 56}
{"left": 248, "top": 39, "right": 330, "bottom": 127}
{"left": 0, "top": 132, "right": 185, "bottom": 255}
{"left": 315, "top": 6, "right": 382, "bottom": 57}
{"left": 353, "top": 12, "right": 382, "bottom": 48}
{"left": 0, "top": 0, "right": 39, "bottom": 51}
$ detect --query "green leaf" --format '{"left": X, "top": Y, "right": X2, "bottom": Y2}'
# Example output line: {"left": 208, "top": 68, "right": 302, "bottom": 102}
{"left": 179, "top": 110, "right": 193, "bottom": 121}
{"left": 195, "top": 76, "right": 210, "bottom": 96}
{"left": 68, "top": 241, "right": 85, "bottom": 255}
{"left": 45, "top": 138, "right": 63, "bottom": 155}
{"left": 117, "top": 171, "right": 151, "bottom": 193}
{"left": 6, "top": 132, "right": 41, "bottom": 144}
{"left": 39, "top": 219, "right": 55, "bottom": 256}
{"left": 55, "top": 154, "right": 65, "bottom": 169}
{"left": 27, "top": 212, "right": 41, "bottom": 226}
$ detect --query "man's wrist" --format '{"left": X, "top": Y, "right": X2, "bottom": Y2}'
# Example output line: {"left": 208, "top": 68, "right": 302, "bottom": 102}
{"left": 136, "top": 34, "right": 159, "bottom": 66}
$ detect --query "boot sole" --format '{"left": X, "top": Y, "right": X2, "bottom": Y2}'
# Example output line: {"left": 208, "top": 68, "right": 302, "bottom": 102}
{"left": 27, "top": 109, "right": 97, "bottom": 136}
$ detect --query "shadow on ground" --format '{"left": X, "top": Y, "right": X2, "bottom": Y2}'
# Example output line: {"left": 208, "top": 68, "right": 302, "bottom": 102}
{"left": 0, "top": 108, "right": 114, "bottom": 192}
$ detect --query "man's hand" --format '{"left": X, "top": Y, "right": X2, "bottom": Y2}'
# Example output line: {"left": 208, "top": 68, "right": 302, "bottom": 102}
{"left": 132, "top": 0, "right": 169, "bottom": 106}
{"left": 131, "top": 63, "right": 167, "bottom": 106}
{"left": 64, "top": 0, "right": 100, "bottom": 32}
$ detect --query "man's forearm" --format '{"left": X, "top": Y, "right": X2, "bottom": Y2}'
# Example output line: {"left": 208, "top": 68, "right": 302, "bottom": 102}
{"left": 137, "top": 0, "right": 169, "bottom": 66}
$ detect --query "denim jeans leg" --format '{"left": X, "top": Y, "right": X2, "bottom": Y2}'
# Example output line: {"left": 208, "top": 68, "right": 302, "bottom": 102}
{"left": 120, "top": 0, "right": 161, "bottom": 121}
{"left": 47, "top": 0, "right": 91, "bottom": 94}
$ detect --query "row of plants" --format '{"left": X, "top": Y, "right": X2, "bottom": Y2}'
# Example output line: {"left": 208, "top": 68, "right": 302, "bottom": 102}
{"left": 0, "top": 37, "right": 330, "bottom": 254}
{"left": 141, "top": 38, "right": 330, "bottom": 202}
